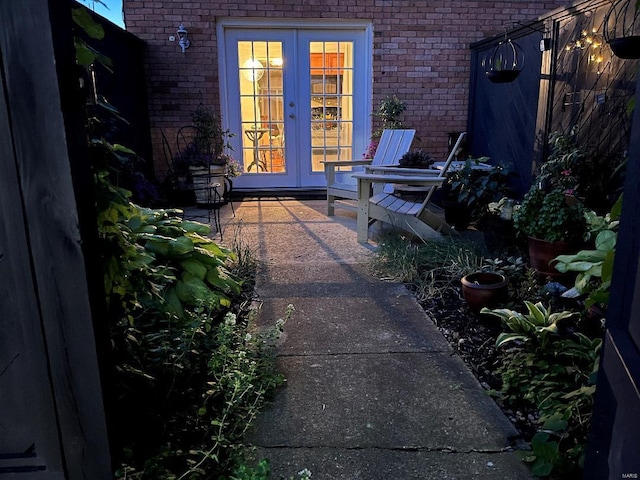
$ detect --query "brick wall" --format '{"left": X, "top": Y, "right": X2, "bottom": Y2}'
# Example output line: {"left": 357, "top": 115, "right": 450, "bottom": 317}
{"left": 123, "top": 0, "right": 569, "bottom": 179}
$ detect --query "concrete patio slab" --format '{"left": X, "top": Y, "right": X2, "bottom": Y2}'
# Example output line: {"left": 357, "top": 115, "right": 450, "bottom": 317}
{"left": 251, "top": 448, "right": 531, "bottom": 480}
{"left": 256, "top": 296, "right": 452, "bottom": 355}
{"left": 218, "top": 199, "right": 532, "bottom": 479}
{"left": 223, "top": 199, "right": 374, "bottom": 265}
{"left": 247, "top": 353, "right": 518, "bottom": 451}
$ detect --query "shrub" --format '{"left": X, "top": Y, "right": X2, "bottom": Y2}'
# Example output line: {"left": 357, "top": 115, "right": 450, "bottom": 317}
{"left": 94, "top": 167, "right": 293, "bottom": 478}
{"left": 482, "top": 302, "right": 601, "bottom": 477}
{"left": 513, "top": 188, "right": 586, "bottom": 244}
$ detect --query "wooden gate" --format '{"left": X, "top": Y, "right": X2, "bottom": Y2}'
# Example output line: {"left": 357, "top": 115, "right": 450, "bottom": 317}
{"left": 0, "top": 0, "right": 111, "bottom": 477}
{"left": 584, "top": 63, "right": 640, "bottom": 480}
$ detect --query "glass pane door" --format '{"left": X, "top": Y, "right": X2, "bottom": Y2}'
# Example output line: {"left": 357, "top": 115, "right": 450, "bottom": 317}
{"left": 298, "top": 29, "right": 367, "bottom": 188}
{"left": 238, "top": 41, "right": 286, "bottom": 174}
{"left": 309, "top": 41, "right": 354, "bottom": 173}
{"left": 223, "top": 27, "right": 368, "bottom": 190}
{"left": 224, "top": 29, "right": 298, "bottom": 189}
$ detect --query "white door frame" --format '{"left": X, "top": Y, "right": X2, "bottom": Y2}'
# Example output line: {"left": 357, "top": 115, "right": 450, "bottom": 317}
{"left": 217, "top": 18, "right": 373, "bottom": 190}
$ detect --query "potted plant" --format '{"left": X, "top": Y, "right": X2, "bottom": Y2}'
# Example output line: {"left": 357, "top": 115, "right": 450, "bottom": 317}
{"left": 398, "top": 149, "right": 434, "bottom": 169}
{"left": 512, "top": 129, "right": 592, "bottom": 276}
{"left": 174, "top": 104, "right": 237, "bottom": 205}
{"left": 513, "top": 187, "right": 586, "bottom": 277}
{"left": 482, "top": 197, "right": 518, "bottom": 253}
{"left": 442, "top": 158, "right": 511, "bottom": 230}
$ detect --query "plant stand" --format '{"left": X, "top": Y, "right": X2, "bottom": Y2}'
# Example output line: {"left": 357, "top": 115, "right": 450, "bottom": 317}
{"left": 191, "top": 165, "right": 226, "bottom": 207}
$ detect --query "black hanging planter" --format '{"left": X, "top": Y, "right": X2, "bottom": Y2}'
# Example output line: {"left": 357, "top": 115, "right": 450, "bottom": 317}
{"left": 482, "top": 36, "right": 525, "bottom": 83}
{"left": 604, "top": 0, "right": 640, "bottom": 59}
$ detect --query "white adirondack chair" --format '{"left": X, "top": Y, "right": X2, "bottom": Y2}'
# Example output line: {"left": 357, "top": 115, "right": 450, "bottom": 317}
{"left": 323, "top": 129, "right": 416, "bottom": 216}
{"left": 353, "top": 132, "right": 466, "bottom": 243}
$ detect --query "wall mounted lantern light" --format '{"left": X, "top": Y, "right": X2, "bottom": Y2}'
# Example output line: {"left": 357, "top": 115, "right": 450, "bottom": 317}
{"left": 177, "top": 24, "right": 190, "bottom": 53}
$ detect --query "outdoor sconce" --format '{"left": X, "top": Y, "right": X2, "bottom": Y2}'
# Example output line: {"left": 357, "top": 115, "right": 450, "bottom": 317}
{"left": 604, "top": 0, "right": 640, "bottom": 59}
{"left": 177, "top": 24, "right": 190, "bottom": 53}
{"left": 482, "top": 34, "right": 525, "bottom": 83}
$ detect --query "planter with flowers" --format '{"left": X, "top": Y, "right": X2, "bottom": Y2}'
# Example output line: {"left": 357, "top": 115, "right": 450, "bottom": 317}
{"left": 173, "top": 104, "right": 239, "bottom": 206}
{"left": 513, "top": 129, "right": 589, "bottom": 277}
{"left": 514, "top": 187, "right": 586, "bottom": 277}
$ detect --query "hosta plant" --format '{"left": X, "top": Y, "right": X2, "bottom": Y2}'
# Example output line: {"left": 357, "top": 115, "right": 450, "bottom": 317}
{"left": 482, "top": 301, "right": 601, "bottom": 477}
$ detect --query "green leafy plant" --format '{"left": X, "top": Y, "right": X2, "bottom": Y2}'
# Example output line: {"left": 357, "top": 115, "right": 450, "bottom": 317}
{"left": 446, "top": 159, "right": 512, "bottom": 218}
{"left": 482, "top": 302, "right": 601, "bottom": 477}
{"left": 221, "top": 460, "right": 312, "bottom": 480}
{"left": 72, "top": 6, "right": 113, "bottom": 71}
{"left": 553, "top": 195, "right": 622, "bottom": 309}
{"left": 483, "top": 301, "right": 577, "bottom": 349}
{"left": 370, "top": 233, "right": 484, "bottom": 301}
{"left": 113, "top": 305, "right": 294, "bottom": 479}
{"left": 398, "top": 149, "right": 434, "bottom": 168}
{"left": 77, "top": 11, "right": 288, "bottom": 479}
{"left": 375, "top": 95, "right": 407, "bottom": 130}
{"left": 539, "top": 129, "right": 585, "bottom": 194}
{"left": 95, "top": 171, "right": 241, "bottom": 323}
{"left": 513, "top": 187, "right": 586, "bottom": 243}
{"left": 543, "top": 129, "right": 625, "bottom": 211}
{"left": 367, "top": 95, "right": 408, "bottom": 156}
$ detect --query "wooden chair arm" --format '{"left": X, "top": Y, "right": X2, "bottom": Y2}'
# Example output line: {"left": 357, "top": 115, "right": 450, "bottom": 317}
{"left": 322, "top": 159, "right": 374, "bottom": 167}
{"left": 364, "top": 165, "right": 443, "bottom": 176}
{"left": 353, "top": 173, "right": 446, "bottom": 186}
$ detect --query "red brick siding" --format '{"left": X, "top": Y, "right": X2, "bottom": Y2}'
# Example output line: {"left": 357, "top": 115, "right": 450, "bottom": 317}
{"left": 123, "top": 0, "right": 569, "bottom": 178}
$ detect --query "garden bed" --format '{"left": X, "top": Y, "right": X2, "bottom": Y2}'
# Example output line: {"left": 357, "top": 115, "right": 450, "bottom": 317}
{"left": 417, "top": 283, "right": 539, "bottom": 439}
{"left": 370, "top": 231, "right": 603, "bottom": 479}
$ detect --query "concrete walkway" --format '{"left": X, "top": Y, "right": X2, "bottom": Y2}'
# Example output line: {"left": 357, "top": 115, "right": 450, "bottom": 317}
{"left": 219, "top": 198, "right": 531, "bottom": 479}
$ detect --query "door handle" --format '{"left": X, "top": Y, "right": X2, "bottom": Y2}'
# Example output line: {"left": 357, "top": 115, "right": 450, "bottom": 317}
{"left": 289, "top": 101, "right": 295, "bottom": 107}
{"left": 289, "top": 113, "right": 295, "bottom": 119}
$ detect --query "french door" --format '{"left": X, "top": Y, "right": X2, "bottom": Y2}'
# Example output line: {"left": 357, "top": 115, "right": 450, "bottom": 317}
{"left": 221, "top": 24, "right": 370, "bottom": 189}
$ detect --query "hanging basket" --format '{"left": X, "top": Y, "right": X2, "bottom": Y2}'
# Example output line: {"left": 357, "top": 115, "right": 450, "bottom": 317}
{"left": 604, "top": 0, "right": 640, "bottom": 59}
{"left": 482, "top": 38, "right": 525, "bottom": 83}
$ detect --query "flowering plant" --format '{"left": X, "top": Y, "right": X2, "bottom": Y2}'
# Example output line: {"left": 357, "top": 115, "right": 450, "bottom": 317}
{"left": 538, "top": 129, "right": 584, "bottom": 194}
{"left": 223, "top": 155, "right": 243, "bottom": 178}
{"left": 362, "top": 140, "right": 378, "bottom": 159}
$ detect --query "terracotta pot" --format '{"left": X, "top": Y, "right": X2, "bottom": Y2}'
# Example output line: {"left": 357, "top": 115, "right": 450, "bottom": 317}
{"left": 461, "top": 272, "right": 508, "bottom": 313}
{"left": 527, "top": 237, "right": 575, "bottom": 278}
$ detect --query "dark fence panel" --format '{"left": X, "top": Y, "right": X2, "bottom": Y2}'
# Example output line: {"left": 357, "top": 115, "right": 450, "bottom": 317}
{"left": 77, "top": 6, "right": 153, "bottom": 173}
{"left": 547, "top": 2, "right": 633, "bottom": 210}
{"left": 0, "top": 0, "right": 111, "bottom": 477}
{"left": 469, "top": 0, "right": 635, "bottom": 205}
{"left": 468, "top": 28, "right": 544, "bottom": 196}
